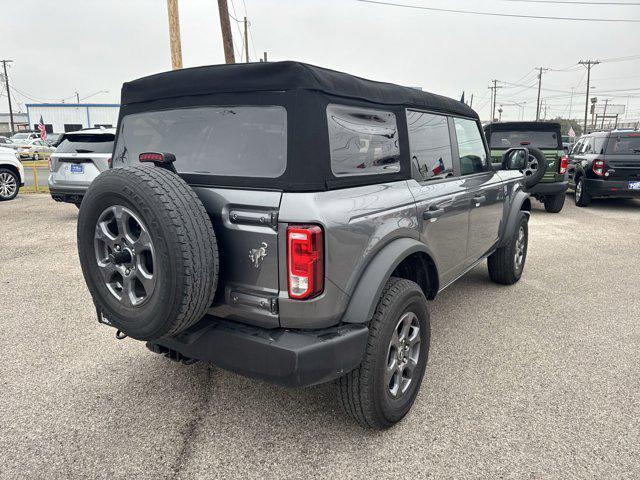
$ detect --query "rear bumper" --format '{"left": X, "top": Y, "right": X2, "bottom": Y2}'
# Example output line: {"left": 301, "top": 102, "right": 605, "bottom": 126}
{"left": 528, "top": 180, "right": 568, "bottom": 196}
{"left": 584, "top": 179, "right": 640, "bottom": 198}
{"left": 49, "top": 186, "right": 87, "bottom": 204}
{"left": 147, "top": 318, "right": 369, "bottom": 387}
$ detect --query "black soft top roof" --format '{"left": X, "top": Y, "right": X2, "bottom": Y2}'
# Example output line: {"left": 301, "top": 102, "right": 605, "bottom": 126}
{"left": 121, "top": 61, "right": 478, "bottom": 118}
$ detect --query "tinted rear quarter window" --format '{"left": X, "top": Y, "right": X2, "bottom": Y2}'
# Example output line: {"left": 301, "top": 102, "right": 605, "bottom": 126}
{"left": 488, "top": 130, "right": 560, "bottom": 149}
{"left": 56, "top": 134, "right": 115, "bottom": 154}
{"left": 113, "top": 106, "right": 287, "bottom": 178}
{"left": 327, "top": 104, "right": 400, "bottom": 177}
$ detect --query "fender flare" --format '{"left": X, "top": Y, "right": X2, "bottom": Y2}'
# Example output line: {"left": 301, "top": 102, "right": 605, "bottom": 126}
{"left": 341, "top": 238, "right": 437, "bottom": 324}
{"left": 499, "top": 189, "right": 531, "bottom": 247}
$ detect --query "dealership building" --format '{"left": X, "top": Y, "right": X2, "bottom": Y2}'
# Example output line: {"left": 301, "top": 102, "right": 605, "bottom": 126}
{"left": 25, "top": 103, "right": 120, "bottom": 134}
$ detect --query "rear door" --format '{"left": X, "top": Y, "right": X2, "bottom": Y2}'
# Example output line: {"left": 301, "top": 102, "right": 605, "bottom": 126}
{"left": 604, "top": 133, "right": 640, "bottom": 185}
{"left": 453, "top": 117, "right": 505, "bottom": 263}
{"left": 406, "top": 110, "right": 470, "bottom": 287}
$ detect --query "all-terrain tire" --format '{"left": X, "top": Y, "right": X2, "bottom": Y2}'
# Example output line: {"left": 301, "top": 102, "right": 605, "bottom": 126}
{"left": 523, "top": 147, "right": 548, "bottom": 188}
{"left": 543, "top": 193, "right": 565, "bottom": 213}
{"left": 337, "top": 277, "right": 430, "bottom": 429}
{"left": 488, "top": 211, "right": 528, "bottom": 285}
{"left": 77, "top": 166, "right": 219, "bottom": 340}
{"left": 574, "top": 177, "right": 592, "bottom": 207}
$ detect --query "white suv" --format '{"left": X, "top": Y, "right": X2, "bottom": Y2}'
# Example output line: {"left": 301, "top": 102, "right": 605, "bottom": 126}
{"left": 48, "top": 128, "right": 115, "bottom": 206}
{"left": 0, "top": 146, "right": 25, "bottom": 201}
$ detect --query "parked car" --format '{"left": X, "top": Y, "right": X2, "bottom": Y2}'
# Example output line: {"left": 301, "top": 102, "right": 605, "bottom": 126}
{"left": 0, "top": 146, "right": 25, "bottom": 201}
{"left": 76, "top": 62, "right": 538, "bottom": 429}
{"left": 46, "top": 133, "right": 63, "bottom": 147}
{"left": 48, "top": 128, "right": 116, "bottom": 206}
{"left": 484, "top": 121, "right": 568, "bottom": 213}
{"left": 10, "top": 132, "right": 40, "bottom": 141}
{"left": 0, "top": 136, "right": 13, "bottom": 146}
{"left": 568, "top": 130, "right": 640, "bottom": 206}
{"left": 9, "top": 138, "right": 55, "bottom": 160}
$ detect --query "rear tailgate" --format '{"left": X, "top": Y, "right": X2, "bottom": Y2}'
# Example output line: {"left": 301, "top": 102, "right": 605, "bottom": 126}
{"left": 51, "top": 153, "right": 111, "bottom": 187}
{"left": 193, "top": 187, "right": 282, "bottom": 329}
{"left": 605, "top": 134, "right": 640, "bottom": 182}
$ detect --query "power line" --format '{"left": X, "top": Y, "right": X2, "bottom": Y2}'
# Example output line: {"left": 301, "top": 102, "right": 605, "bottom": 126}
{"left": 504, "top": 0, "right": 640, "bottom": 5}
{"left": 356, "top": 0, "right": 640, "bottom": 22}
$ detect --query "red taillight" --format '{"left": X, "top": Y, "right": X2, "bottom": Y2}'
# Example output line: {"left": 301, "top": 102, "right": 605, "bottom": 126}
{"left": 593, "top": 159, "right": 606, "bottom": 177}
{"left": 139, "top": 152, "right": 164, "bottom": 162}
{"left": 559, "top": 155, "right": 568, "bottom": 174}
{"left": 287, "top": 225, "right": 324, "bottom": 300}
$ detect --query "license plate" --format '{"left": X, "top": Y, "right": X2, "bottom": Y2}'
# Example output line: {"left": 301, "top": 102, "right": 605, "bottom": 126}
{"left": 629, "top": 181, "right": 640, "bottom": 190}
{"left": 70, "top": 164, "right": 83, "bottom": 174}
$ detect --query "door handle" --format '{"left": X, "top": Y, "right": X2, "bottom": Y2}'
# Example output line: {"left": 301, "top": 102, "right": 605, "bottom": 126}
{"left": 472, "top": 195, "right": 486, "bottom": 206}
{"left": 423, "top": 207, "right": 445, "bottom": 220}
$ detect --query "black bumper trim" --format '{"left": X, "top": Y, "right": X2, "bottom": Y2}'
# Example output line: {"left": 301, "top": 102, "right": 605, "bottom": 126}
{"left": 49, "top": 187, "right": 86, "bottom": 204}
{"left": 584, "top": 179, "right": 640, "bottom": 198}
{"left": 148, "top": 318, "right": 369, "bottom": 387}
{"left": 528, "top": 180, "right": 568, "bottom": 196}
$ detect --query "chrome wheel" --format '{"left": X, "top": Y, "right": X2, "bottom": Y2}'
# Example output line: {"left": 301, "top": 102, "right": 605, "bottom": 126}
{"left": 523, "top": 154, "right": 539, "bottom": 179}
{"left": 386, "top": 311, "right": 421, "bottom": 398}
{"left": 94, "top": 205, "right": 156, "bottom": 307}
{"left": 0, "top": 171, "right": 18, "bottom": 199}
{"left": 514, "top": 226, "right": 526, "bottom": 271}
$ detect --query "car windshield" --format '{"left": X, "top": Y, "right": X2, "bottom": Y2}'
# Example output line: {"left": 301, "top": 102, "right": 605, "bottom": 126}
{"left": 11, "top": 133, "right": 31, "bottom": 140}
{"left": 56, "top": 134, "right": 115, "bottom": 154}
{"left": 606, "top": 134, "right": 640, "bottom": 155}
{"left": 112, "top": 105, "right": 287, "bottom": 178}
{"left": 489, "top": 130, "right": 560, "bottom": 149}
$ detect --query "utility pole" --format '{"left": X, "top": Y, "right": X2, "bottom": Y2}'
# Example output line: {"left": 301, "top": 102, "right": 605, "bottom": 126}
{"left": 579, "top": 59, "right": 600, "bottom": 133}
{"left": 263, "top": 51, "right": 268, "bottom": 62}
{"left": 166, "top": 0, "right": 183, "bottom": 69}
{"left": 217, "top": 0, "right": 235, "bottom": 64}
{"left": 75, "top": 91, "right": 80, "bottom": 104}
{"left": 488, "top": 80, "right": 503, "bottom": 122}
{"left": 535, "top": 67, "right": 549, "bottom": 122}
{"left": 244, "top": 17, "right": 249, "bottom": 62}
{"left": 601, "top": 98, "right": 609, "bottom": 129}
{"left": 1, "top": 60, "right": 15, "bottom": 135}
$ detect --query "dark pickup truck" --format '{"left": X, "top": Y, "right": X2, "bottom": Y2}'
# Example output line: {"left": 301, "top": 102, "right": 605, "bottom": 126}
{"left": 76, "top": 61, "right": 539, "bottom": 429}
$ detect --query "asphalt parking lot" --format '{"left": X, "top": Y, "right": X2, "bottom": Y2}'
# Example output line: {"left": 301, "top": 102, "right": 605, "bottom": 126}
{"left": 1, "top": 194, "right": 639, "bottom": 479}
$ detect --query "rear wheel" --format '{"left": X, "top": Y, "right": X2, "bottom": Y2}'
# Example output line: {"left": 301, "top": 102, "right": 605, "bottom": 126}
{"left": 0, "top": 168, "right": 19, "bottom": 201}
{"left": 575, "top": 177, "right": 591, "bottom": 207}
{"left": 337, "top": 277, "right": 430, "bottom": 429}
{"left": 544, "top": 193, "right": 566, "bottom": 213}
{"left": 488, "top": 212, "right": 528, "bottom": 285}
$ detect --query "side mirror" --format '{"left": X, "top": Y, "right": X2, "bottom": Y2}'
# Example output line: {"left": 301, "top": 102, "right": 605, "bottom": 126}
{"left": 501, "top": 147, "right": 529, "bottom": 171}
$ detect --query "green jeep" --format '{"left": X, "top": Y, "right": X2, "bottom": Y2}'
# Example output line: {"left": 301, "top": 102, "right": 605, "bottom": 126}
{"left": 484, "top": 121, "right": 569, "bottom": 213}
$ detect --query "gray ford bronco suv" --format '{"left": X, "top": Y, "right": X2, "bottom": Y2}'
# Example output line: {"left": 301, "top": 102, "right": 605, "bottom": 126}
{"left": 77, "top": 62, "right": 536, "bottom": 429}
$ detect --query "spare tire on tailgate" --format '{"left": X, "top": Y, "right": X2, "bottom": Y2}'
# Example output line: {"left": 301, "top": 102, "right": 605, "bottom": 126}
{"left": 523, "top": 147, "right": 548, "bottom": 188}
{"left": 77, "top": 166, "right": 219, "bottom": 341}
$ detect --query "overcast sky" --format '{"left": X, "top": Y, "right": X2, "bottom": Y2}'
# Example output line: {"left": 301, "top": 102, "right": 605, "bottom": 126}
{"left": 2, "top": 0, "right": 639, "bottom": 122}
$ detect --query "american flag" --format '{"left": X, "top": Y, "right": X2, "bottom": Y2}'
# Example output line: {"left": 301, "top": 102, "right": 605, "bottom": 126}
{"left": 37, "top": 115, "right": 46, "bottom": 141}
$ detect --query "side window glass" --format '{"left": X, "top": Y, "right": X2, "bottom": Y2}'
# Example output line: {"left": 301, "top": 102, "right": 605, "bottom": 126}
{"left": 406, "top": 110, "right": 453, "bottom": 181}
{"left": 327, "top": 104, "right": 400, "bottom": 177}
{"left": 582, "top": 137, "right": 594, "bottom": 154}
{"left": 594, "top": 137, "right": 606, "bottom": 154}
{"left": 570, "top": 140, "right": 582, "bottom": 155}
{"left": 453, "top": 118, "right": 488, "bottom": 176}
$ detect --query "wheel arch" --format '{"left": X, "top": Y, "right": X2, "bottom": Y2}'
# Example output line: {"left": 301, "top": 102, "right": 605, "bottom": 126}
{"left": 498, "top": 190, "right": 531, "bottom": 248}
{"left": 341, "top": 238, "right": 438, "bottom": 324}
{"left": 0, "top": 163, "right": 21, "bottom": 184}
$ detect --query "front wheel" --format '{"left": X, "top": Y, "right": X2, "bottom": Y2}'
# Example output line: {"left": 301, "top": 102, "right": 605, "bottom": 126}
{"left": 0, "top": 168, "right": 20, "bottom": 201}
{"left": 337, "top": 277, "right": 430, "bottom": 429}
{"left": 488, "top": 212, "right": 528, "bottom": 285}
{"left": 544, "top": 193, "right": 566, "bottom": 213}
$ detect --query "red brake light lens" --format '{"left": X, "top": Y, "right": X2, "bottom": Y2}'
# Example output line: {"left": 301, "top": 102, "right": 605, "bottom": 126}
{"left": 559, "top": 155, "right": 568, "bottom": 174}
{"left": 139, "top": 152, "right": 164, "bottom": 162}
{"left": 287, "top": 225, "right": 324, "bottom": 300}
{"left": 593, "top": 159, "right": 606, "bottom": 177}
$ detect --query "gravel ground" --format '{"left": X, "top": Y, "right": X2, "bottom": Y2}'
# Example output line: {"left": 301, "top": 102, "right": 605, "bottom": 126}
{"left": 1, "top": 194, "right": 639, "bottom": 479}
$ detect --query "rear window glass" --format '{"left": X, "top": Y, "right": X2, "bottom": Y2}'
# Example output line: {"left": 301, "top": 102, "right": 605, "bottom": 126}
{"left": 606, "top": 134, "right": 640, "bottom": 155}
{"left": 488, "top": 130, "right": 560, "bottom": 149}
{"left": 56, "top": 134, "right": 115, "bottom": 154}
{"left": 327, "top": 104, "right": 400, "bottom": 177}
{"left": 112, "top": 106, "right": 287, "bottom": 177}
